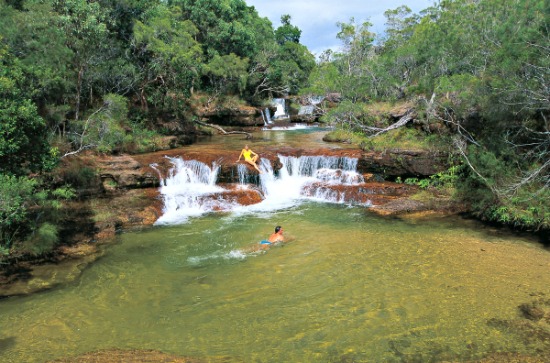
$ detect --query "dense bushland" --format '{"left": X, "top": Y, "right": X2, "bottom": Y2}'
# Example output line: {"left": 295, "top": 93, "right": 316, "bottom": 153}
{"left": 306, "top": 0, "right": 549, "bottom": 231}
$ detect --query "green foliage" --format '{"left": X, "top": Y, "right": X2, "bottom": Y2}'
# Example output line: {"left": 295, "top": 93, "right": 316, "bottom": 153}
{"left": 0, "top": 174, "right": 37, "bottom": 247}
{"left": 0, "top": 171, "right": 76, "bottom": 257}
{"left": 57, "top": 159, "right": 99, "bottom": 189}
{"left": 133, "top": 5, "right": 202, "bottom": 107}
{"left": 307, "top": 0, "right": 549, "bottom": 231}
{"left": 66, "top": 94, "right": 128, "bottom": 154}
{"left": 360, "top": 127, "right": 450, "bottom": 152}
{"left": 174, "top": 0, "right": 262, "bottom": 59}
{"left": 0, "top": 41, "right": 56, "bottom": 175}
{"left": 202, "top": 53, "right": 249, "bottom": 95}
{"left": 406, "top": 165, "right": 462, "bottom": 190}
{"left": 275, "top": 14, "right": 301, "bottom": 45}
{"left": 22, "top": 222, "right": 59, "bottom": 256}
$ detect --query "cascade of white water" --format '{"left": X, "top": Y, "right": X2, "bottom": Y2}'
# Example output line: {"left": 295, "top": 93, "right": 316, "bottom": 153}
{"left": 155, "top": 157, "right": 231, "bottom": 225}
{"left": 156, "top": 155, "right": 369, "bottom": 224}
{"left": 298, "top": 95, "right": 324, "bottom": 116}
{"left": 272, "top": 98, "right": 288, "bottom": 119}
{"left": 264, "top": 108, "right": 273, "bottom": 124}
{"left": 243, "top": 155, "right": 366, "bottom": 211}
{"left": 308, "top": 95, "right": 325, "bottom": 105}
{"left": 237, "top": 164, "right": 250, "bottom": 186}
{"left": 260, "top": 109, "right": 267, "bottom": 126}
{"left": 298, "top": 105, "right": 315, "bottom": 115}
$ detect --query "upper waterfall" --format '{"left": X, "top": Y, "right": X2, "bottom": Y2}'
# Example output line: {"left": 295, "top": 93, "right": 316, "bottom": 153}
{"left": 272, "top": 98, "right": 289, "bottom": 120}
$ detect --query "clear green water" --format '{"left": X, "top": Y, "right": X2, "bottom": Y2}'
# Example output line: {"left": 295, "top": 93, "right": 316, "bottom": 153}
{"left": 1, "top": 203, "right": 549, "bottom": 362}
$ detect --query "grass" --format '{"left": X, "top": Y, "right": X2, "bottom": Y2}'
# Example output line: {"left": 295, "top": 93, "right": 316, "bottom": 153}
{"left": 324, "top": 127, "right": 451, "bottom": 153}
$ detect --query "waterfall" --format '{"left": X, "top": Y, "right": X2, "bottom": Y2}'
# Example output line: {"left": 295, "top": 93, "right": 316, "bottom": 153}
{"left": 308, "top": 95, "right": 325, "bottom": 105}
{"left": 298, "top": 95, "right": 324, "bottom": 116}
{"left": 247, "top": 155, "right": 366, "bottom": 211}
{"left": 298, "top": 105, "right": 315, "bottom": 115}
{"left": 155, "top": 157, "right": 232, "bottom": 225}
{"left": 156, "top": 155, "right": 370, "bottom": 224}
{"left": 237, "top": 164, "right": 250, "bottom": 186}
{"left": 264, "top": 108, "right": 273, "bottom": 124}
{"left": 272, "top": 98, "right": 288, "bottom": 120}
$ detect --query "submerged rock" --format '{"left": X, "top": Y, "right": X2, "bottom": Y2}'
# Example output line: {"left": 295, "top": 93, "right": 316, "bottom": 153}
{"left": 47, "top": 349, "right": 237, "bottom": 363}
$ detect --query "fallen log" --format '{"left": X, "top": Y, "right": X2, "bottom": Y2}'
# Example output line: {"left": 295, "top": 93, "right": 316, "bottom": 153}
{"left": 194, "top": 119, "right": 252, "bottom": 139}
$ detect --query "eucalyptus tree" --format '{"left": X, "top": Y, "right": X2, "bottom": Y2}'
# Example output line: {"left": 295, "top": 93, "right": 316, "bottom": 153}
{"left": 51, "top": 0, "right": 111, "bottom": 123}
{"left": 247, "top": 14, "right": 314, "bottom": 98}
{"left": 376, "top": 6, "right": 420, "bottom": 99}
{"left": 275, "top": 14, "right": 302, "bottom": 45}
{"left": 0, "top": 41, "right": 55, "bottom": 176}
{"left": 0, "top": 1, "right": 72, "bottom": 132}
{"left": 132, "top": 4, "right": 202, "bottom": 111}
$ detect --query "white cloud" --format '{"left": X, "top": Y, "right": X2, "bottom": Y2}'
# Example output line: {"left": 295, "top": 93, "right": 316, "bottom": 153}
{"left": 247, "top": 0, "right": 435, "bottom": 55}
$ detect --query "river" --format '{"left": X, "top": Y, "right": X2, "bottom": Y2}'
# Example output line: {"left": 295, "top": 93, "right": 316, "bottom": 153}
{"left": 0, "top": 126, "right": 548, "bottom": 362}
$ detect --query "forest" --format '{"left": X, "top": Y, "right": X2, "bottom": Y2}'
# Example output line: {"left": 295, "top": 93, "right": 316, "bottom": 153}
{"left": 0, "top": 0, "right": 548, "bottom": 259}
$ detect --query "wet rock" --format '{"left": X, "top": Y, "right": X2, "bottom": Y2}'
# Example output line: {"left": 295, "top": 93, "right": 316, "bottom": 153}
{"left": 519, "top": 303, "right": 546, "bottom": 321}
{"left": 47, "top": 349, "right": 238, "bottom": 363}
{"left": 370, "top": 199, "right": 427, "bottom": 215}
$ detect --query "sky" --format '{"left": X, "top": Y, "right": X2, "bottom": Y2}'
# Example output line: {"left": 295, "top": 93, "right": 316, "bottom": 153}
{"left": 246, "top": 0, "right": 436, "bottom": 56}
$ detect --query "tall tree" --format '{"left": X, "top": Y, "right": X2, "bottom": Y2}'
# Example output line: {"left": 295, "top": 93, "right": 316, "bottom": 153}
{"left": 132, "top": 4, "right": 202, "bottom": 110}
{"left": 52, "top": 0, "right": 110, "bottom": 123}
{"left": 0, "top": 40, "right": 55, "bottom": 175}
{"left": 275, "top": 14, "right": 301, "bottom": 45}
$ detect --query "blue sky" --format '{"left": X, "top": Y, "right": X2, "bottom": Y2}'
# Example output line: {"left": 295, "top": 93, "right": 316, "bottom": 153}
{"left": 246, "top": 0, "right": 436, "bottom": 56}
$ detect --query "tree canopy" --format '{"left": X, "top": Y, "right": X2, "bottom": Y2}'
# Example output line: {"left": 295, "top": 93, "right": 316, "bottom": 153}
{"left": 308, "top": 0, "right": 549, "bottom": 230}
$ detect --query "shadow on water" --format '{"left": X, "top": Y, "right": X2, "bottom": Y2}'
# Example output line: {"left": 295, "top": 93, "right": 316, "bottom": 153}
{"left": 0, "top": 337, "right": 16, "bottom": 354}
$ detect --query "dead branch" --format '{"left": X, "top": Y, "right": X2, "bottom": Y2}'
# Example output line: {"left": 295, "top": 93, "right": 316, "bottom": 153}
{"left": 194, "top": 119, "right": 252, "bottom": 139}
{"left": 367, "top": 112, "right": 413, "bottom": 137}
{"left": 61, "top": 105, "right": 106, "bottom": 158}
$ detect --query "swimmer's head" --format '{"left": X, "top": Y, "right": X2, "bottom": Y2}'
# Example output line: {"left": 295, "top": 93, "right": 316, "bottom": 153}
{"left": 275, "top": 226, "right": 282, "bottom": 233}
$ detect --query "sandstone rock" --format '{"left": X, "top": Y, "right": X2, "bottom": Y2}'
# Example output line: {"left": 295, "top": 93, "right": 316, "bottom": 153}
{"left": 359, "top": 149, "right": 449, "bottom": 177}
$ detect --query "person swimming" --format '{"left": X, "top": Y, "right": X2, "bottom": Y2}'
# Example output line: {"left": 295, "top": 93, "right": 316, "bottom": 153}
{"left": 237, "top": 144, "right": 262, "bottom": 173}
{"left": 239, "top": 226, "right": 286, "bottom": 253}
{"left": 267, "top": 225, "right": 284, "bottom": 243}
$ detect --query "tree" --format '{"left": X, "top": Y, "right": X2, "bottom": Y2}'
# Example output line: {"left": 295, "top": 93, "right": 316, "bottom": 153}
{"left": 202, "top": 53, "right": 249, "bottom": 95}
{"left": 275, "top": 14, "right": 301, "bottom": 45}
{"left": 0, "top": 40, "right": 56, "bottom": 175}
{"left": 132, "top": 4, "right": 202, "bottom": 111}
{"left": 52, "top": 0, "right": 110, "bottom": 123}
{"left": 172, "top": 0, "right": 261, "bottom": 59}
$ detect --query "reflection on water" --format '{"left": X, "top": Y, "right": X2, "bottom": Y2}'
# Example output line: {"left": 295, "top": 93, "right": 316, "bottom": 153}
{"left": 192, "top": 125, "right": 352, "bottom": 151}
{"left": 0, "top": 203, "right": 549, "bottom": 362}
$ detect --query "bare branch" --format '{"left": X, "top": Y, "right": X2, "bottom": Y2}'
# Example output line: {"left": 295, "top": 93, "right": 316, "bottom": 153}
{"left": 368, "top": 112, "right": 413, "bottom": 137}
{"left": 194, "top": 119, "right": 252, "bottom": 139}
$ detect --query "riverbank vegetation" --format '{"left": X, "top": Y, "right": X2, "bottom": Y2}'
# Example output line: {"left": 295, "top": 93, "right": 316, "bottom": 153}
{"left": 308, "top": 0, "right": 549, "bottom": 232}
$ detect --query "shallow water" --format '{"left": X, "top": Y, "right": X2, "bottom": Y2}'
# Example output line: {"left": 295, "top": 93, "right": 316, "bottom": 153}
{"left": 191, "top": 125, "right": 356, "bottom": 151}
{"left": 1, "top": 203, "right": 549, "bottom": 362}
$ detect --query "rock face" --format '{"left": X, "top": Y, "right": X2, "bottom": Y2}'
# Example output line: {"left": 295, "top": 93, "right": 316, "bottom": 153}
{"left": 196, "top": 105, "right": 262, "bottom": 126}
{"left": 359, "top": 149, "right": 449, "bottom": 178}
